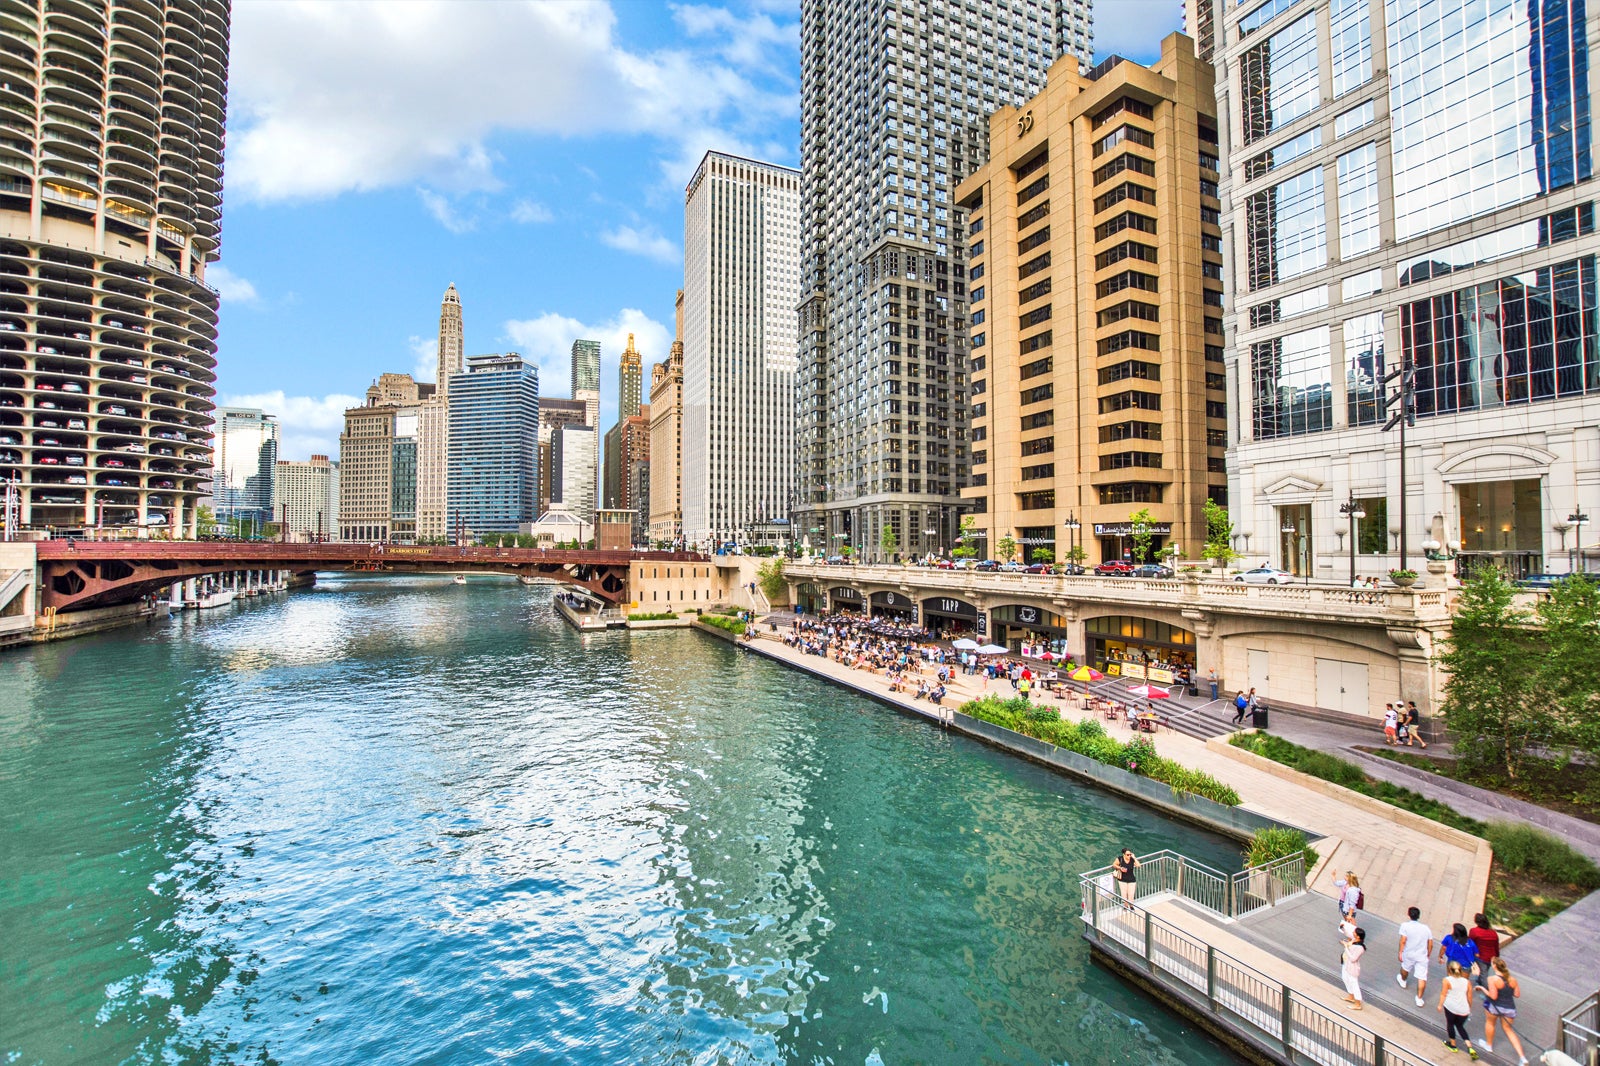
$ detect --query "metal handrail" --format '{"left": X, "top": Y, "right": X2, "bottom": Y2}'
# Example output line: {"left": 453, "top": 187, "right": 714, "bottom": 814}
{"left": 1084, "top": 849, "right": 1304, "bottom": 920}
{"left": 1078, "top": 877, "right": 1428, "bottom": 1066}
{"left": 1558, "top": 989, "right": 1599, "bottom": 1065}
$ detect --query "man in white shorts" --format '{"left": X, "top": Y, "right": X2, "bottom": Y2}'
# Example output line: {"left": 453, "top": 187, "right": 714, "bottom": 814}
{"left": 1395, "top": 906, "right": 1434, "bottom": 1007}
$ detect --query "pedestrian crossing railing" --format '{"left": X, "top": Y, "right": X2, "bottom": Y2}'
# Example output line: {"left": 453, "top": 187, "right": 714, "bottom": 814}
{"left": 1078, "top": 875, "right": 1431, "bottom": 1066}
{"left": 1559, "top": 989, "right": 1598, "bottom": 1065}
{"left": 1079, "top": 848, "right": 1305, "bottom": 921}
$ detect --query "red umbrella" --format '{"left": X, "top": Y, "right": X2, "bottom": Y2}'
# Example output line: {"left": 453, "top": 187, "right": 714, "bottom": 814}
{"left": 1129, "top": 684, "right": 1171, "bottom": 699}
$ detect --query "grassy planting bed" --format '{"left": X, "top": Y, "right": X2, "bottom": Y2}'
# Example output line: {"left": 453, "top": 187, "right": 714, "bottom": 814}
{"left": 962, "top": 696, "right": 1241, "bottom": 806}
{"left": 698, "top": 614, "right": 747, "bottom": 636}
{"left": 1230, "top": 732, "right": 1600, "bottom": 933}
{"left": 628, "top": 611, "right": 683, "bottom": 621}
{"left": 1359, "top": 746, "right": 1600, "bottom": 825}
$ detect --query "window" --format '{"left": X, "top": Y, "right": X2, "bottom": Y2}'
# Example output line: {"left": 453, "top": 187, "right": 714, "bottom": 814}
{"left": 1097, "top": 330, "right": 1159, "bottom": 356}
{"left": 1097, "top": 270, "right": 1158, "bottom": 298}
{"left": 1018, "top": 491, "right": 1056, "bottom": 510}
{"left": 1239, "top": 13, "right": 1320, "bottom": 145}
{"left": 1092, "top": 95, "right": 1154, "bottom": 128}
{"left": 1021, "top": 330, "right": 1052, "bottom": 353}
{"left": 1246, "top": 168, "right": 1327, "bottom": 291}
{"left": 1021, "top": 463, "right": 1055, "bottom": 480}
{"left": 1397, "top": 204, "right": 1595, "bottom": 286}
{"left": 1099, "top": 482, "right": 1165, "bottom": 503}
{"left": 1094, "top": 124, "right": 1155, "bottom": 157}
{"left": 1343, "top": 311, "right": 1385, "bottom": 426}
{"left": 1020, "top": 277, "right": 1052, "bottom": 303}
{"left": 1019, "top": 252, "right": 1051, "bottom": 278}
{"left": 1018, "top": 174, "right": 1049, "bottom": 204}
{"left": 1100, "top": 389, "right": 1161, "bottom": 413}
{"left": 1021, "top": 305, "right": 1052, "bottom": 328}
{"left": 1097, "top": 300, "right": 1159, "bottom": 327}
{"left": 1099, "top": 420, "right": 1162, "bottom": 442}
{"left": 1013, "top": 148, "right": 1049, "bottom": 179}
{"left": 1100, "top": 451, "right": 1163, "bottom": 469}
{"left": 1018, "top": 226, "right": 1050, "bottom": 253}
{"left": 1094, "top": 153, "right": 1155, "bottom": 185}
{"left": 1095, "top": 240, "right": 1157, "bottom": 269}
{"left": 1342, "top": 268, "right": 1383, "bottom": 300}
{"left": 1251, "top": 325, "right": 1333, "bottom": 439}
{"left": 1021, "top": 410, "right": 1055, "bottom": 430}
{"left": 1021, "top": 436, "right": 1054, "bottom": 456}
{"left": 1021, "top": 357, "right": 1053, "bottom": 379}
{"left": 1094, "top": 211, "right": 1157, "bottom": 241}
{"left": 1094, "top": 182, "right": 1155, "bottom": 213}
{"left": 1249, "top": 285, "right": 1327, "bottom": 327}
{"left": 1334, "top": 100, "right": 1374, "bottom": 138}
{"left": 1329, "top": 0, "right": 1371, "bottom": 96}
{"left": 1099, "top": 360, "right": 1160, "bottom": 384}
{"left": 1018, "top": 200, "right": 1050, "bottom": 229}
{"left": 1336, "top": 143, "right": 1380, "bottom": 259}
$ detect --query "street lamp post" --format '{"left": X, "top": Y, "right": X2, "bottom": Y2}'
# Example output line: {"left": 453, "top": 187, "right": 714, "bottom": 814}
{"left": 1064, "top": 511, "right": 1080, "bottom": 573}
{"left": 1339, "top": 495, "right": 1367, "bottom": 587}
{"left": 1571, "top": 508, "right": 1589, "bottom": 573}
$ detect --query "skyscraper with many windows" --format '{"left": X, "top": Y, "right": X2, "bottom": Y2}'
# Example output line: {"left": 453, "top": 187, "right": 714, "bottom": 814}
{"left": 213, "top": 407, "right": 279, "bottom": 527}
{"left": 1213, "top": 0, "right": 1597, "bottom": 581}
{"left": 0, "top": 1, "right": 232, "bottom": 537}
{"left": 796, "top": 0, "right": 1095, "bottom": 563}
{"left": 682, "top": 151, "right": 802, "bottom": 548}
{"left": 447, "top": 354, "right": 539, "bottom": 535}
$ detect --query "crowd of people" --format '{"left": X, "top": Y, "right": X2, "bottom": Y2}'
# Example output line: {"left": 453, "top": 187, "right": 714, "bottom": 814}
{"left": 1334, "top": 871, "right": 1527, "bottom": 1063}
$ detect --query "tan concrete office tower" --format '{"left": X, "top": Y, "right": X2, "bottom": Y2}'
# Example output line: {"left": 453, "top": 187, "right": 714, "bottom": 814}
{"left": 956, "top": 37, "right": 1226, "bottom": 566}
{"left": 682, "top": 151, "right": 800, "bottom": 549}
{"left": 0, "top": 1, "right": 232, "bottom": 538}
{"left": 435, "top": 283, "right": 464, "bottom": 397}
{"left": 648, "top": 292, "right": 685, "bottom": 545}
{"left": 273, "top": 454, "right": 338, "bottom": 541}
{"left": 795, "top": 0, "right": 1095, "bottom": 564}
{"left": 618, "top": 332, "right": 642, "bottom": 419}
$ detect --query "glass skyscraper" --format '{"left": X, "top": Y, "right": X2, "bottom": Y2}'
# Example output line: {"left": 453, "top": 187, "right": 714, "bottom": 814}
{"left": 213, "top": 407, "right": 279, "bottom": 526}
{"left": 446, "top": 355, "right": 540, "bottom": 535}
{"left": 795, "top": 0, "right": 1095, "bottom": 563}
{"left": 1215, "top": 0, "right": 1596, "bottom": 579}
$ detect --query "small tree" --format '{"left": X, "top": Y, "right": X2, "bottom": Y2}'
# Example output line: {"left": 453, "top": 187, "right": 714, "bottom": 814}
{"left": 1031, "top": 546, "right": 1054, "bottom": 565}
{"left": 996, "top": 535, "right": 1017, "bottom": 563}
{"left": 195, "top": 504, "right": 216, "bottom": 538}
{"left": 952, "top": 516, "right": 979, "bottom": 559}
{"left": 881, "top": 528, "right": 899, "bottom": 557}
{"left": 1536, "top": 576, "right": 1600, "bottom": 772}
{"left": 1440, "top": 569, "right": 1539, "bottom": 780}
{"left": 757, "top": 557, "right": 787, "bottom": 602}
{"left": 1203, "top": 498, "right": 1239, "bottom": 567}
{"left": 1066, "top": 543, "right": 1088, "bottom": 566}
{"left": 1129, "top": 508, "right": 1154, "bottom": 564}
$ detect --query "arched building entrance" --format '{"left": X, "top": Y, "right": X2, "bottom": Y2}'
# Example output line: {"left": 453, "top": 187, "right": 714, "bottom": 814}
{"left": 921, "top": 595, "right": 982, "bottom": 636}
{"left": 869, "top": 589, "right": 917, "bottom": 621}
{"left": 828, "top": 586, "right": 863, "bottom": 614}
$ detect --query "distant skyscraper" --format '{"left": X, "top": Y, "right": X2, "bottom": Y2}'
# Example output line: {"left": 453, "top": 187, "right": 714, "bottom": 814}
{"left": 538, "top": 397, "right": 589, "bottom": 516}
{"left": 0, "top": 1, "right": 232, "bottom": 537}
{"left": 447, "top": 354, "right": 540, "bottom": 535}
{"left": 552, "top": 424, "right": 598, "bottom": 525}
{"left": 436, "top": 283, "right": 465, "bottom": 398}
{"left": 571, "top": 338, "right": 601, "bottom": 429}
{"left": 273, "top": 455, "right": 339, "bottom": 541}
{"left": 682, "top": 151, "right": 801, "bottom": 548}
{"left": 619, "top": 333, "right": 643, "bottom": 419}
{"left": 340, "top": 399, "right": 399, "bottom": 542}
{"left": 796, "top": 0, "right": 1094, "bottom": 563}
{"left": 213, "top": 408, "right": 280, "bottom": 526}
{"left": 649, "top": 292, "right": 686, "bottom": 545}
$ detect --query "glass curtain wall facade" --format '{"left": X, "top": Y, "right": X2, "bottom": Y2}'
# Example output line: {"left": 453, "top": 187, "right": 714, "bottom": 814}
{"left": 213, "top": 408, "right": 279, "bottom": 525}
{"left": 795, "top": 0, "right": 1094, "bottom": 564}
{"left": 1215, "top": 0, "right": 1597, "bottom": 581}
{"left": 446, "top": 355, "right": 539, "bottom": 535}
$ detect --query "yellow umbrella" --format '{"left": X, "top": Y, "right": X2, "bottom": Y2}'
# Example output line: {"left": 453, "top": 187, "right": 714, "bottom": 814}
{"left": 1068, "top": 666, "right": 1105, "bottom": 682}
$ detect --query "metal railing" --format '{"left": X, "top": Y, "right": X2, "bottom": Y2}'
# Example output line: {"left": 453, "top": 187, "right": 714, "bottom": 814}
{"left": 1560, "top": 990, "right": 1599, "bottom": 1065}
{"left": 1080, "top": 848, "right": 1305, "bottom": 920}
{"left": 1078, "top": 876, "right": 1429, "bottom": 1066}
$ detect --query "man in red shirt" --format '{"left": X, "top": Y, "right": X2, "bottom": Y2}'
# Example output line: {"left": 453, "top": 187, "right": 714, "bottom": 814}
{"left": 1468, "top": 913, "right": 1499, "bottom": 985}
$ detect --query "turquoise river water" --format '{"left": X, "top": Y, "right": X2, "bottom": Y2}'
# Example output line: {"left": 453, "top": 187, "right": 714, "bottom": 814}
{"left": 0, "top": 575, "right": 1243, "bottom": 1065}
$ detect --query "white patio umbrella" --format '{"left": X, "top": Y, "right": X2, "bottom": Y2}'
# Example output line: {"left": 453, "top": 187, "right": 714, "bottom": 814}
{"left": 951, "top": 638, "right": 981, "bottom": 650}
{"left": 977, "top": 644, "right": 1010, "bottom": 655}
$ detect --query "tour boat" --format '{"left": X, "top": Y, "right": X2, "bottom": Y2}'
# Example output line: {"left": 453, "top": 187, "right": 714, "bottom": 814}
{"left": 453, "top": 575, "right": 467, "bottom": 585}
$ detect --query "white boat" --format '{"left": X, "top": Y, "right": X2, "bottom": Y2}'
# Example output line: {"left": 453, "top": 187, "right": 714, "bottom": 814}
{"left": 453, "top": 575, "right": 467, "bottom": 585}
{"left": 192, "top": 588, "right": 236, "bottom": 610}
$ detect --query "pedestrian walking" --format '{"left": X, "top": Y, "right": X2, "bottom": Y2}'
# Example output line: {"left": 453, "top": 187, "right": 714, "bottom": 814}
{"left": 1231, "top": 689, "right": 1249, "bottom": 725}
{"left": 1207, "top": 668, "right": 1219, "bottom": 702}
{"left": 1438, "top": 960, "right": 1477, "bottom": 1058}
{"left": 1439, "top": 922, "right": 1478, "bottom": 975}
{"left": 1477, "top": 958, "right": 1528, "bottom": 1064}
{"left": 1396, "top": 906, "right": 1435, "bottom": 1007}
{"left": 1112, "top": 848, "right": 1139, "bottom": 907}
{"left": 1405, "top": 701, "right": 1430, "bottom": 749}
{"left": 1338, "top": 911, "right": 1357, "bottom": 963}
{"left": 1467, "top": 914, "right": 1499, "bottom": 986}
{"left": 1383, "top": 703, "right": 1400, "bottom": 745}
{"left": 1332, "top": 870, "right": 1363, "bottom": 917}
{"left": 1341, "top": 926, "right": 1367, "bottom": 1009}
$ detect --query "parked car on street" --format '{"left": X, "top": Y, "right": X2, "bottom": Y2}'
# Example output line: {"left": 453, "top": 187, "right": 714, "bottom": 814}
{"left": 1094, "top": 560, "right": 1135, "bottom": 576}
{"left": 974, "top": 559, "right": 1001, "bottom": 572}
{"left": 1234, "top": 566, "right": 1295, "bottom": 584}
{"left": 934, "top": 558, "right": 956, "bottom": 569}
{"left": 999, "top": 560, "right": 1024, "bottom": 572}
{"left": 1131, "top": 564, "right": 1176, "bottom": 579}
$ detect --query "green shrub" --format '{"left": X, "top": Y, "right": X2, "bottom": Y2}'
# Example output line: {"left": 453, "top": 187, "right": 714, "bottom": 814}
{"left": 628, "top": 611, "right": 682, "bottom": 621}
{"left": 699, "top": 614, "right": 746, "bottom": 635}
{"left": 1484, "top": 823, "right": 1600, "bottom": 889}
{"left": 1245, "top": 827, "right": 1319, "bottom": 871}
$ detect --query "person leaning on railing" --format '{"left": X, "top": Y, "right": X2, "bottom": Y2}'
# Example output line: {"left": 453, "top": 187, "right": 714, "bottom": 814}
{"left": 1112, "top": 849, "right": 1139, "bottom": 906}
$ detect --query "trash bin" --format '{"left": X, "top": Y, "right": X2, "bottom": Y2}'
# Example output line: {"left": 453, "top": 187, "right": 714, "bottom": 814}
{"left": 1251, "top": 704, "right": 1269, "bottom": 729}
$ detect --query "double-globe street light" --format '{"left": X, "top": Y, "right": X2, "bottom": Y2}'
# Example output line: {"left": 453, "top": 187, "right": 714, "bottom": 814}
{"left": 1063, "top": 512, "right": 1081, "bottom": 573}
{"left": 1339, "top": 494, "right": 1367, "bottom": 587}
{"left": 1571, "top": 508, "right": 1590, "bottom": 573}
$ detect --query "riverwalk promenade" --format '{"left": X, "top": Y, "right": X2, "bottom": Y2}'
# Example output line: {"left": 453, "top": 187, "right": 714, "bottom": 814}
{"left": 737, "top": 621, "right": 1567, "bottom": 1064}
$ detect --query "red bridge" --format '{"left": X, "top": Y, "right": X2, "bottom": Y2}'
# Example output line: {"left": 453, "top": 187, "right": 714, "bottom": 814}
{"left": 33, "top": 541, "right": 707, "bottom": 613}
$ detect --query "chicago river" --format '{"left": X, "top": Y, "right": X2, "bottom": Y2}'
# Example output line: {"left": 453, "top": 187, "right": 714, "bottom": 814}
{"left": 1, "top": 576, "right": 1241, "bottom": 1064}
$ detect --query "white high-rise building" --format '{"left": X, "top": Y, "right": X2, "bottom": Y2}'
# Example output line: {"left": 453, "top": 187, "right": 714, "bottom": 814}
{"left": 553, "top": 424, "right": 597, "bottom": 525}
{"left": 795, "top": 0, "right": 1096, "bottom": 563}
{"left": 681, "top": 152, "right": 802, "bottom": 548}
{"left": 213, "top": 408, "right": 279, "bottom": 526}
{"left": 273, "top": 455, "right": 339, "bottom": 540}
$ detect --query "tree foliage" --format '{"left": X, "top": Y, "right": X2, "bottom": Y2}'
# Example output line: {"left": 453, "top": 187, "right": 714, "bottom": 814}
{"left": 952, "top": 515, "right": 978, "bottom": 559}
{"left": 995, "top": 535, "right": 1017, "bottom": 563}
{"left": 1439, "top": 569, "right": 1541, "bottom": 780}
{"left": 757, "top": 557, "right": 786, "bottom": 601}
{"left": 1031, "top": 546, "right": 1054, "bottom": 564}
{"left": 1203, "top": 498, "right": 1238, "bottom": 565}
{"left": 1535, "top": 576, "right": 1600, "bottom": 766}
{"left": 880, "top": 528, "right": 898, "bottom": 555}
{"left": 1128, "top": 508, "right": 1154, "bottom": 563}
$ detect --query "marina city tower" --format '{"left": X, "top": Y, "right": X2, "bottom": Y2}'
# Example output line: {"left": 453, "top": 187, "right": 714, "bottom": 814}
{"left": 0, "top": 1, "right": 231, "bottom": 538}
{"left": 795, "top": 0, "right": 1095, "bottom": 563}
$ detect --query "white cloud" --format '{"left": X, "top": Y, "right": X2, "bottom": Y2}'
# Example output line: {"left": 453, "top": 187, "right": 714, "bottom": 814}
{"left": 410, "top": 335, "right": 439, "bottom": 383}
{"left": 418, "top": 188, "right": 476, "bottom": 234}
{"left": 510, "top": 199, "right": 553, "bottom": 224}
{"left": 207, "top": 264, "right": 259, "bottom": 304}
{"left": 599, "top": 224, "right": 678, "bottom": 265}
{"left": 222, "top": 389, "right": 363, "bottom": 462}
{"left": 227, "top": 0, "right": 797, "bottom": 202}
{"left": 503, "top": 308, "right": 671, "bottom": 428}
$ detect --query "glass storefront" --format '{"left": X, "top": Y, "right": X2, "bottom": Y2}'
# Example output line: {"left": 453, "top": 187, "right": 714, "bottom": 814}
{"left": 870, "top": 590, "right": 916, "bottom": 620}
{"left": 1277, "top": 502, "right": 1313, "bottom": 576}
{"left": 828, "top": 587, "right": 863, "bottom": 614}
{"left": 990, "top": 604, "right": 1070, "bottom": 656}
{"left": 922, "top": 595, "right": 981, "bottom": 636}
{"left": 1085, "top": 615, "right": 1195, "bottom": 684}
{"left": 795, "top": 583, "right": 825, "bottom": 615}
{"left": 1457, "top": 478, "right": 1543, "bottom": 577}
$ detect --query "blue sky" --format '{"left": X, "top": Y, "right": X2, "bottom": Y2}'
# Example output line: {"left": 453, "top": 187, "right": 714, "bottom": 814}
{"left": 215, "top": 0, "right": 1180, "bottom": 460}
